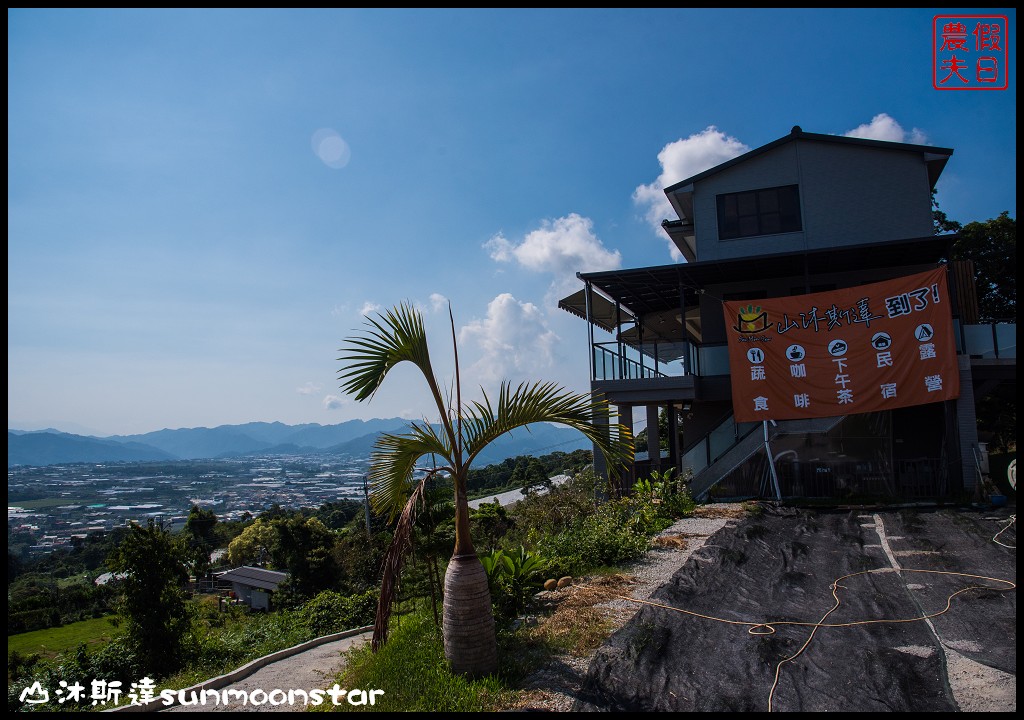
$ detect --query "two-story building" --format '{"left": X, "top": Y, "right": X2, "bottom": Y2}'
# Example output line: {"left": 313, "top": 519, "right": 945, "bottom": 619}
{"left": 560, "top": 126, "right": 1014, "bottom": 501}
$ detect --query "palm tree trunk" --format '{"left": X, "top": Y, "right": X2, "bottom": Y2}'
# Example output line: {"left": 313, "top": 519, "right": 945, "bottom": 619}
{"left": 442, "top": 476, "right": 497, "bottom": 677}
{"left": 443, "top": 552, "right": 498, "bottom": 677}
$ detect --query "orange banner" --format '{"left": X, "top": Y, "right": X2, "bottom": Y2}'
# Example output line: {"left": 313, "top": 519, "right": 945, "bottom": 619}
{"left": 723, "top": 267, "right": 960, "bottom": 423}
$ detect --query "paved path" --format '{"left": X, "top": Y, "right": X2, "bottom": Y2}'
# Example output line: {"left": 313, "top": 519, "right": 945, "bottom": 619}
{"left": 468, "top": 475, "right": 569, "bottom": 510}
{"left": 165, "top": 632, "right": 370, "bottom": 712}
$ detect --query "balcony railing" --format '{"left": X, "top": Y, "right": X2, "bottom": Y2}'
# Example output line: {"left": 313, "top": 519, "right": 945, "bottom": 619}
{"left": 592, "top": 341, "right": 731, "bottom": 381}
{"left": 962, "top": 322, "right": 1016, "bottom": 359}
{"left": 680, "top": 414, "right": 760, "bottom": 477}
{"left": 594, "top": 323, "right": 1015, "bottom": 382}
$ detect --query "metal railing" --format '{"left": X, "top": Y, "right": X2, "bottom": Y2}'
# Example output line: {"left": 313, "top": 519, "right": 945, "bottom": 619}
{"left": 681, "top": 414, "right": 760, "bottom": 477}
{"left": 593, "top": 342, "right": 674, "bottom": 380}
{"left": 592, "top": 341, "right": 732, "bottom": 381}
{"left": 962, "top": 322, "right": 1016, "bottom": 359}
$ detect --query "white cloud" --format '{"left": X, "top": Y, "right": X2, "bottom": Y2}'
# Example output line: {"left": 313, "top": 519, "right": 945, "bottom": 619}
{"left": 323, "top": 394, "right": 347, "bottom": 410}
{"left": 844, "top": 113, "right": 927, "bottom": 145}
{"left": 429, "top": 293, "right": 448, "bottom": 312}
{"left": 485, "top": 213, "right": 621, "bottom": 302}
{"left": 359, "top": 301, "right": 381, "bottom": 316}
{"left": 296, "top": 382, "right": 321, "bottom": 395}
{"left": 633, "top": 126, "right": 749, "bottom": 259}
{"left": 459, "top": 293, "right": 559, "bottom": 386}
{"left": 486, "top": 213, "right": 620, "bottom": 275}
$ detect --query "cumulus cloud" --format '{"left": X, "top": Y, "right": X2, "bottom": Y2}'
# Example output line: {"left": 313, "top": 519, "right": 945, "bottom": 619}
{"left": 459, "top": 293, "right": 559, "bottom": 386}
{"left": 486, "top": 213, "right": 620, "bottom": 275}
{"left": 429, "top": 293, "right": 448, "bottom": 312}
{"left": 844, "top": 113, "right": 927, "bottom": 145}
{"left": 359, "top": 301, "right": 381, "bottom": 316}
{"left": 485, "top": 213, "right": 621, "bottom": 301}
{"left": 633, "top": 126, "right": 750, "bottom": 259}
{"left": 296, "top": 382, "right": 321, "bottom": 395}
{"left": 323, "top": 394, "right": 346, "bottom": 410}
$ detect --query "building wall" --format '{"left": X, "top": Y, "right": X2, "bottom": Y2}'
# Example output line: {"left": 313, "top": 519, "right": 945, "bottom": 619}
{"left": 692, "top": 140, "right": 934, "bottom": 262}
{"left": 251, "top": 588, "right": 271, "bottom": 611}
{"left": 231, "top": 582, "right": 252, "bottom": 605}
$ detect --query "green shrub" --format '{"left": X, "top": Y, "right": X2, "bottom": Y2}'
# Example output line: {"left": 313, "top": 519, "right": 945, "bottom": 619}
{"left": 506, "top": 469, "right": 600, "bottom": 543}
{"left": 479, "top": 547, "right": 548, "bottom": 623}
{"left": 302, "top": 589, "right": 378, "bottom": 637}
{"left": 634, "top": 468, "right": 696, "bottom": 521}
{"left": 539, "top": 511, "right": 650, "bottom": 576}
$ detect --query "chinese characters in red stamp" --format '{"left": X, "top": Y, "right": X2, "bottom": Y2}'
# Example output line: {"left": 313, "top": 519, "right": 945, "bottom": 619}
{"left": 934, "top": 15, "right": 1009, "bottom": 90}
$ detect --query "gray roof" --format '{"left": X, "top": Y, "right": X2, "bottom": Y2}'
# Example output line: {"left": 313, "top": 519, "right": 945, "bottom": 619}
{"left": 574, "top": 235, "right": 952, "bottom": 318}
{"left": 219, "top": 565, "right": 287, "bottom": 591}
{"left": 664, "top": 126, "right": 953, "bottom": 195}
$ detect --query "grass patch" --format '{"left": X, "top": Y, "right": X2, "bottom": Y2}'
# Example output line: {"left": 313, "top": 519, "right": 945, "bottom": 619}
{"left": 8, "top": 497, "right": 96, "bottom": 510}
{"left": 741, "top": 500, "right": 765, "bottom": 517}
{"left": 7, "top": 615, "right": 119, "bottom": 659}
{"left": 327, "top": 609, "right": 513, "bottom": 712}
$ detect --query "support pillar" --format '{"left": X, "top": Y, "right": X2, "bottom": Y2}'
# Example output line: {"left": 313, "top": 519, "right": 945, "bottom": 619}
{"left": 647, "top": 404, "right": 662, "bottom": 473}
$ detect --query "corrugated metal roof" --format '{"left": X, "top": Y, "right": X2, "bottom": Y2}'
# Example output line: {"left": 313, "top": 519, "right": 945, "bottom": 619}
{"left": 576, "top": 235, "right": 953, "bottom": 318}
{"left": 557, "top": 288, "right": 634, "bottom": 332}
{"left": 219, "top": 565, "right": 287, "bottom": 591}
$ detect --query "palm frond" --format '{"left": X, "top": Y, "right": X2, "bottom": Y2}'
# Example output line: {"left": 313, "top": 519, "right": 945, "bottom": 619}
{"left": 371, "top": 473, "right": 431, "bottom": 652}
{"left": 367, "top": 423, "right": 453, "bottom": 520}
{"left": 337, "top": 303, "right": 436, "bottom": 403}
{"left": 462, "top": 381, "right": 633, "bottom": 476}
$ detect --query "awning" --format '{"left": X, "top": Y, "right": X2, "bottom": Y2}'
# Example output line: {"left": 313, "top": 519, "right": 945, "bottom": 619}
{"left": 618, "top": 307, "right": 703, "bottom": 345}
{"left": 558, "top": 288, "right": 635, "bottom": 333}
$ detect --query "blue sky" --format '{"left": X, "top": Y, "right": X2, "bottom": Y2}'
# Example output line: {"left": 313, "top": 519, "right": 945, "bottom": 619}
{"left": 8, "top": 8, "right": 1017, "bottom": 436}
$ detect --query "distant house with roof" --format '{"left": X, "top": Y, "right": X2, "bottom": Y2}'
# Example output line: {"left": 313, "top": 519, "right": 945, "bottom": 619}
{"left": 218, "top": 566, "right": 288, "bottom": 610}
{"left": 560, "top": 126, "right": 1015, "bottom": 501}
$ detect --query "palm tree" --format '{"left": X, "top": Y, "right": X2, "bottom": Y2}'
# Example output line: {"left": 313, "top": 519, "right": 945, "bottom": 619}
{"left": 337, "top": 302, "right": 632, "bottom": 677}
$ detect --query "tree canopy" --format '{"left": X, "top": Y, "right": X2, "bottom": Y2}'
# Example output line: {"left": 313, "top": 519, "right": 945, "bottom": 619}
{"left": 952, "top": 211, "right": 1016, "bottom": 321}
{"left": 106, "top": 520, "right": 191, "bottom": 677}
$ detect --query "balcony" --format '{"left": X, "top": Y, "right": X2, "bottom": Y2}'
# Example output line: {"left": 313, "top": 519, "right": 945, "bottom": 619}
{"left": 591, "top": 341, "right": 731, "bottom": 382}
{"left": 962, "top": 322, "right": 1016, "bottom": 359}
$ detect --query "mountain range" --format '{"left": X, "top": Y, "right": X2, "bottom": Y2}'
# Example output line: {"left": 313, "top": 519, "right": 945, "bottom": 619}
{"left": 7, "top": 419, "right": 591, "bottom": 468}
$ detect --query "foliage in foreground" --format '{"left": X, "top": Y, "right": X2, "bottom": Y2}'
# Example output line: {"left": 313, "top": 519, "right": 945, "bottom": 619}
{"left": 479, "top": 546, "right": 548, "bottom": 623}
{"left": 327, "top": 609, "right": 511, "bottom": 712}
{"left": 7, "top": 589, "right": 377, "bottom": 713}
{"left": 503, "top": 468, "right": 696, "bottom": 581}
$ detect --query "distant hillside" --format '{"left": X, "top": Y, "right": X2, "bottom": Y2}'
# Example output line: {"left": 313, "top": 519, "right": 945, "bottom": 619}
{"left": 7, "top": 431, "right": 175, "bottom": 467}
{"left": 326, "top": 422, "right": 590, "bottom": 466}
{"left": 473, "top": 423, "right": 591, "bottom": 466}
{"left": 108, "top": 418, "right": 409, "bottom": 459}
{"left": 7, "top": 418, "right": 591, "bottom": 468}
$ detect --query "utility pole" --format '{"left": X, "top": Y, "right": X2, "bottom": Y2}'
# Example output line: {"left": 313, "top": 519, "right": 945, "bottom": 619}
{"left": 362, "top": 474, "right": 372, "bottom": 538}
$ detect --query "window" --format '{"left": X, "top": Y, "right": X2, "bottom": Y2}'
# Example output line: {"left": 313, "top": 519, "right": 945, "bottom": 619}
{"left": 717, "top": 185, "right": 802, "bottom": 240}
